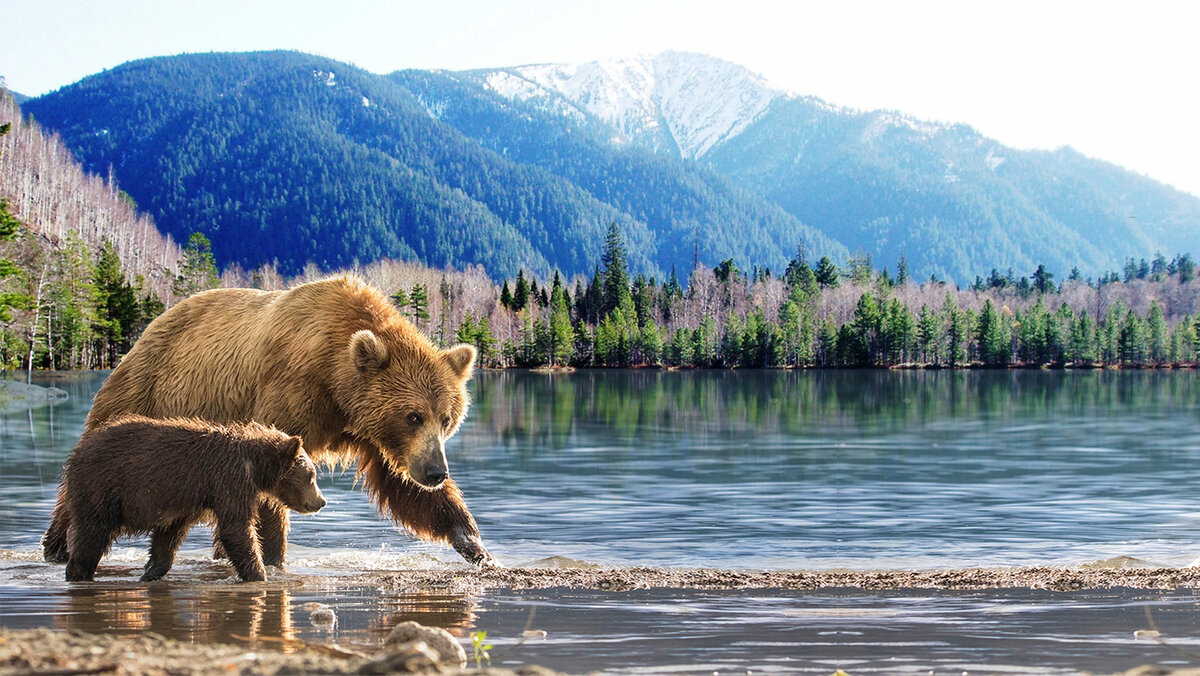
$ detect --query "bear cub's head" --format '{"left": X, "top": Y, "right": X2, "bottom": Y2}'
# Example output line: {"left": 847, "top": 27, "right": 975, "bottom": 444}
{"left": 269, "top": 437, "right": 326, "bottom": 514}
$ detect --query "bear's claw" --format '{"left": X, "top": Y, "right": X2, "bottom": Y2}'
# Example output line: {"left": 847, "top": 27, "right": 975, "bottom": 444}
{"left": 451, "top": 529, "right": 499, "bottom": 568}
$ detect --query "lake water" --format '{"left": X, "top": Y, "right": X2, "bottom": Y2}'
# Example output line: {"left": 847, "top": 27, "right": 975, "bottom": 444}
{"left": 3, "top": 369, "right": 1200, "bottom": 673}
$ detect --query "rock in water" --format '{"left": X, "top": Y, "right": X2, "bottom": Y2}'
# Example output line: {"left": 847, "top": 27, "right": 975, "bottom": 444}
{"left": 383, "top": 621, "right": 467, "bottom": 668}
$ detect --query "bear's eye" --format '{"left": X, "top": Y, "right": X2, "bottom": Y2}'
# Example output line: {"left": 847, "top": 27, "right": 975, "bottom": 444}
{"left": 442, "top": 416, "right": 451, "bottom": 430}
{"left": 407, "top": 412, "right": 424, "bottom": 427}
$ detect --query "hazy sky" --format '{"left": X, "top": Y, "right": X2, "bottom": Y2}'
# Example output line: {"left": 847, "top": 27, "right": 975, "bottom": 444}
{"left": 4, "top": 0, "right": 1198, "bottom": 196}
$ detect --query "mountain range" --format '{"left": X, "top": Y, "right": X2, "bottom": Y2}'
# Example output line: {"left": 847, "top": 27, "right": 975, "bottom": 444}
{"left": 19, "top": 50, "right": 1200, "bottom": 282}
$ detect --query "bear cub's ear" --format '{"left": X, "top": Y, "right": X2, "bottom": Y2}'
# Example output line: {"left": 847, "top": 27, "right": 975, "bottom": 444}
{"left": 350, "top": 330, "right": 388, "bottom": 373}
{"left": 282, "top": 435, "right": 304, "bottom": 461}
{"left": 442, "top": 343, "right": 476, "bottom": 380}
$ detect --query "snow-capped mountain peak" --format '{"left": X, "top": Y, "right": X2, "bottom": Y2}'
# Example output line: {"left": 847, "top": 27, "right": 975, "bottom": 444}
{"left": 480, "top": 51, "right": 784, "bottom": 159}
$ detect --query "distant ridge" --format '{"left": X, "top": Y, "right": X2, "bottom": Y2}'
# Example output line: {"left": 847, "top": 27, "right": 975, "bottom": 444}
{"left": 22, "top": 50, "right": 1200, "bottom": 282}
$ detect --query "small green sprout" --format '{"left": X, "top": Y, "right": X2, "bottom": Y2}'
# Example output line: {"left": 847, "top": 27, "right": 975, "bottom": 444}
{"left": 470, "top": 630, "right": 493, "bottom": 668}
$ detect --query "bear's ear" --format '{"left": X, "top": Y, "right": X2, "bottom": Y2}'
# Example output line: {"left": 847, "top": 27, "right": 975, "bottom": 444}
{"left": 350, "top": 329, "right": 388, "bottom": 373}
{"left": 442, "top": 343, "right": 476, "bottom": 380}
{"left": 283, "top": 436, "right": 303, "bottom": 461}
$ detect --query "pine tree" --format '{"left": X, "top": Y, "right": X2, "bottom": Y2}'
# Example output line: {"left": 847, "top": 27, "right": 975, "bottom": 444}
{"left": 977, "top": 299, "right": 1010, "bottom": 366}
{"left": 172, "top": 232, "right": 219, "bottom": 298}
{"left": 94, "top": 241, "right": 142, "bottom": 365}
{"left": 943, "top": 294, "right": 967, "bottom": 367}
{"left": 409, "top": 284, "right": 430, "bottom": 325}
{"left": 814, "top": 256, "right": 839, "bottom": 289}
{"left": 1118, "top": 309, "right": 1148, "bottom": 365}
{"left": 1032, "top": 264, "right": 1054, "bottom": 294}
{"left": 391, "top": 287, "right": 410, "bottom": 310}
{"left": 499, "top": 281, "right": 512, "bottom": 310}
{"left": 1146, "top": 301, "right": 1168, "bottom": 364}
{"left": 548, "top": 283, "right": 574, "bottom": 366}
{"left": 1067, "top": 310, "right": 1096, "bottom": 365}
{"left": 0, "top": 148, "right": 29, "bottom": 320}
{"left": 513, "top": 270, "right": 529, "bottom": 312}
{"left": 916, "top": 305, "right": 939, "bottom": 365}
{"left": 601, "top": 223, "right": 630, "bottom": 318}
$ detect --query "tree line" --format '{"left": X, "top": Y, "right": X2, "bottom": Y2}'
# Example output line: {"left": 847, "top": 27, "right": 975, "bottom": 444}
{"left": 453, "top": 224, "right": 1200, "bottom": 370}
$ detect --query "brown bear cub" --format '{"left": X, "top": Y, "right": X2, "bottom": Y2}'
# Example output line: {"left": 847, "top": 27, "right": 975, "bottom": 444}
{"left": 56, "top": 415, "right": 325, "bottom": 582}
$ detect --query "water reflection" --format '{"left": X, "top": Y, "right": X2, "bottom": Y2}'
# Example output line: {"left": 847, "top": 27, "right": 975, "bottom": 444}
{"left": 4, "top": 370, "right": 1200, "bottom": 568}
{"left": 1, "top": 576, "right": 480, "bottom": 649}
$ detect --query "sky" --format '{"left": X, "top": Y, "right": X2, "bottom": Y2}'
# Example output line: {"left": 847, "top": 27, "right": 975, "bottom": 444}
{"left": 4, "top": 0, "right": 1199, "bottom": 197}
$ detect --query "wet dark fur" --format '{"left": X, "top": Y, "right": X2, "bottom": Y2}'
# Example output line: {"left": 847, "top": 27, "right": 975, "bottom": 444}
{"left": 56, "top": 415, "right": 324, "bottom": 582}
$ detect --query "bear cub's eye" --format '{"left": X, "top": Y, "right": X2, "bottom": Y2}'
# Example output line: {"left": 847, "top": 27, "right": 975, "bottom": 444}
{"left": 442, "top": 416, "right": 451, "bottom": 430}
{"left": 407, "top": 412, "right": 424, "bottom": 427}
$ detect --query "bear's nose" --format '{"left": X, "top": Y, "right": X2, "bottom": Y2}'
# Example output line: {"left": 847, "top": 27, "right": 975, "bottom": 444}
{"left": 424, "top": 469, "right": 448, "bottom": 485}
{"left": 311, "top": 497, "right": 327, "bottom": 511}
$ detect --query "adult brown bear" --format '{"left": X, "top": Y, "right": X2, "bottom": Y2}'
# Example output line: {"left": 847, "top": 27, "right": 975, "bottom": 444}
{"left": 42, "top": 275, "right": 492, "bottom": 566}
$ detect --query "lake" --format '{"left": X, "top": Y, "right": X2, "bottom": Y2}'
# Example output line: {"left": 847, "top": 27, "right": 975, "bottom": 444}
{"left": 3, "top": 369, "right": 1200, "bottom": 673}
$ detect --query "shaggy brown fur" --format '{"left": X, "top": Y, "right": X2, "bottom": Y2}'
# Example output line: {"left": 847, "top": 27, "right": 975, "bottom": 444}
{"left": 42, "top": 275, "right": 488, "bottom": 567}
{"left": 58, "top": 415, "right": 325, "bottom": 582}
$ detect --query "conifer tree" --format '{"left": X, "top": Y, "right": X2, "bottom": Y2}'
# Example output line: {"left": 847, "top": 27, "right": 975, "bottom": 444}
{"left": 409, "top": 284, "right": 430, "bottom": 325}
{"left": 601, "top": 223, "right": 630, "bottom": 318}
{"left": 548, "top": 282, "right": 574, "bottom": 366}
{"left": 513, "top": 269, "right": 529, "bottom": 312}
{"left": 814, "top": 256, "right": 839, "bottom": 288}
{"left": 172, "top": 232, "right": 219, "bottom": 298}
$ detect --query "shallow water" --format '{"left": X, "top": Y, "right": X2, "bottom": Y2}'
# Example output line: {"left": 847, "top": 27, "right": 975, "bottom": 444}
{"left": 3, "top": 369, "right": 1200, "bottom": 673}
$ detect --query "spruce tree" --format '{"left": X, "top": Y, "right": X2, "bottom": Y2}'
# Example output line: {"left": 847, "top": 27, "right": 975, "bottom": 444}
{"left": 409, "top": 284, "right": 430, "bottom": 325}
{"left": 548, "top": 283, "right": 574, "bottom": 366}
{"left": 513, "top": 269, "right": 529, "bottom": 312}
{"left": 814, "top": 256, "right": 839, "bottom": 288}
{"left": 172, "top": 232, "right": 219, "bottom": 298}
{"left": 601, "top": 223, "right": 630, "bottom": 317}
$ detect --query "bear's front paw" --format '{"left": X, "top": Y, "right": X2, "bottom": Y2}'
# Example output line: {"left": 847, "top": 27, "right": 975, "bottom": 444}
{"left": 450, "top": 528, "right": 499, "bottom": 568}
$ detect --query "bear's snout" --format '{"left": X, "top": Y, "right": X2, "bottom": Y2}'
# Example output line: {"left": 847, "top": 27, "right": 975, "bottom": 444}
{"left": 408, "top": 435, "right": 450, "bottom": 489}
{"left": 304, "top": 495, "right": 327, "bottom": 513}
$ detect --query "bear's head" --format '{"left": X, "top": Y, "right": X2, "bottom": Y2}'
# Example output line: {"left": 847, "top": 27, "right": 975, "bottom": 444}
{"left": 269, "top": 437, "right": 327, "bottom": 514}
{"left": 342, "top": 328, "right": 476, "bottom": 489}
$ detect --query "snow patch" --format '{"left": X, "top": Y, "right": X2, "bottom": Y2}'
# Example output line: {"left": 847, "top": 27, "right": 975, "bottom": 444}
{"left": 863, "top": 111, "right": 945, "bottom": 143}
{"left": 361, "top": 96, "right": 370, "bottom": 107}
{"left": 985, "top": 148, "right": 1005, "bottom": 171}
{"left": 312, "top": 70, "right": 337, "bottom": 87}
{"left": 484, "top": 52, "right": 782, "bottom": 158}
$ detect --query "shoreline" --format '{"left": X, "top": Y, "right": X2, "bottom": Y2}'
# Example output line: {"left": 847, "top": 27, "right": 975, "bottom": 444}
{"left": 377, "top": 563, "right": 1200, "bottom": 593}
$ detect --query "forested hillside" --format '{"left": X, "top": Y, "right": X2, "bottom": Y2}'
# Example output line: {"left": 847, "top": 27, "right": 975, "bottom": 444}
{"left": 0, "top": 91, "right": 189, "bottom": 370}
{"left": 23, "top": 51, "right": 845, "bottom": 279}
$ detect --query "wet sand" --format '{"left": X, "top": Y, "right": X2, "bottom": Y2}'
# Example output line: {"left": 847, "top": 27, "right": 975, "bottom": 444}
{"left": 380, "top": 562, "right": 1200, "bottom": 593}
{"left": 0, "top": 627, "right": 564, "bottom": 675}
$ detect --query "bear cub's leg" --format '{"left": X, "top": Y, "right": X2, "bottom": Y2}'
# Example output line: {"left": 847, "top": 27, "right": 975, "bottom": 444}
{"left": 214, "top": 508, "right": 266, "bottom": 582}
{"left": 212, "top": 502, "right": 288, "bottom": 567}
{"left": 141, "top": 518, "right": 191, "bottom": 582}
{"left": 256, "top": 500, "right": 290, "bottom": 568}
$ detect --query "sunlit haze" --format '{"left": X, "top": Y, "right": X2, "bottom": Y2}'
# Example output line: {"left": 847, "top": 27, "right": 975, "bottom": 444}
{"left": 4, "top": 0, "right": 1198, "bottom": 196}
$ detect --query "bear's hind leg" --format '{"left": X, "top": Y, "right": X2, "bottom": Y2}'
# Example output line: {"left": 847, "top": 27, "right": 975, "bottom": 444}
{"left": 211, "top": 531, "right": 227, "bottom": 560}
{"left": 42, "top": 501, "right": 71, "bottom": 564}
{"left": 256, "top": 500, "right": 290, "bottom": 568}
{"left": 142, "top": 518, "right": 190, "bottom": 582}
{"left": 65, "top": 521, "right": 113, "bottom": 582}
